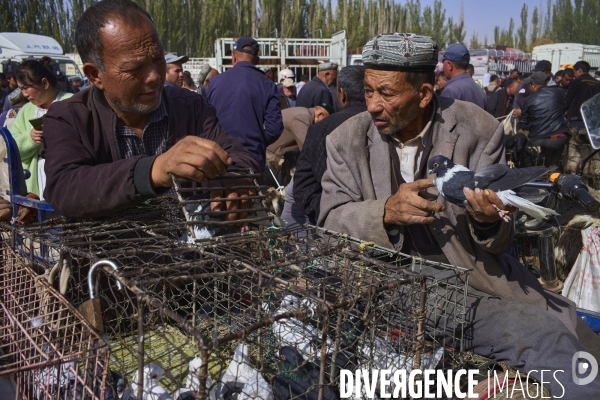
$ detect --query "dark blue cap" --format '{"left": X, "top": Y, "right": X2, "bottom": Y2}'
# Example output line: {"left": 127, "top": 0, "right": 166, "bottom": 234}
{"left": 234, "top": 36, "right": 259, "bottom": 56}
{"left": 443, "top": 44, "right": 470, "bottom": 62}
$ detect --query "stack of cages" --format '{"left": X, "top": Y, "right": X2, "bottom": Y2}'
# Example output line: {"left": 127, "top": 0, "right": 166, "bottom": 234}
{"left": 0, "top": 170, "right": 470, "bottom": 399}
{"left": 4, "top": 219, "right": 469, "bottom": 399}
{"left": 0, "top": 242, "right": 110, "bottom": 400}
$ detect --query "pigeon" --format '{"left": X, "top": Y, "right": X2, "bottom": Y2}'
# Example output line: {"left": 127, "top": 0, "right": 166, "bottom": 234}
{"left": 173, "top": 356, "right": 217, "bottom": 400}
{"left": 121, "top": 363, "right": 173, "bottom": 400}
{"left": 269, "top": 295, "right": 333, "bottom": 361}
{"left": 428, "top": 155, "right": 558, "bottom": 221}
{"left": 217, "top": 343, "right": 272, "bottom": 400}
{"left": 272, "top": 346, "right": 338, "bottom": 400}
{"left": 359, "top": 337, "right": 444, "bottom": 398}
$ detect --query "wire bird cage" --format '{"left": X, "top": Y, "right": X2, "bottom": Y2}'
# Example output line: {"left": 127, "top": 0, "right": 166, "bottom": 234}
{"left": 0, "top": 243, "right": 110, "bottom": 400}
{"left": 2, "top": 212, "right": 470, "bottom": 400}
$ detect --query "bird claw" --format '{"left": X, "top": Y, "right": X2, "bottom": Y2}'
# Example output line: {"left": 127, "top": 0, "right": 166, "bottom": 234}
{"left": 493, "top": 204, "right": 511, "bottom": 222}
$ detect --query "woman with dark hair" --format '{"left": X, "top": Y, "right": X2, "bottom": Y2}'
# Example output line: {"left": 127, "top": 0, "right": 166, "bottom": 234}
{"left": 10, "top": 57, "right": 73, "bottom": 198}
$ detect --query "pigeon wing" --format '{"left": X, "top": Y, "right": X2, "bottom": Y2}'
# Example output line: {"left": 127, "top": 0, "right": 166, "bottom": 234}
{"left": 471, "top": 164, "right": 510, "bottom": 189}
{"left": 475, "top": 165, "right": 548, "bottom": 191}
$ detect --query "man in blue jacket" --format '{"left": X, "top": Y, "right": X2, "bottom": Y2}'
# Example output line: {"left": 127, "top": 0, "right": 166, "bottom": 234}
{"left": 207, "top": 36, "right": 283, "bottom": 170}
{"left": 440, "top": 43, "right": 486, "bottom": 109}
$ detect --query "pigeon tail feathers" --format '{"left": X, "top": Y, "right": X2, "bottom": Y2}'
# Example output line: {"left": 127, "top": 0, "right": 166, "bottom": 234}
{"left": 497, "top": 190, "right": 558, "bottom": 220}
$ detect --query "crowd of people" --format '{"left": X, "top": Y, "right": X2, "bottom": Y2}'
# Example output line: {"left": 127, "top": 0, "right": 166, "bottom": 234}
{"left": 1, "top": 0, "right": 600, "bottom": 396}
{"left": 432, "top": 43, "right": 600, "bottom": 171}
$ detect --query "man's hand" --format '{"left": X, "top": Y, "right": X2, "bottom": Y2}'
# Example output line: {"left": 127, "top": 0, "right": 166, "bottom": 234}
{"left": 512, "top": 108, "right": 522, "bottom": 117}
{"left": 0, "top": 197, "right": 11, "bottom": 222}
{"left": 150, "top": 136, "right": 232, "bottom": 188}
{"left": 30, "top": 128, "right": 43, "bottom": 144}
{"left": 209, "top": 178, "right": 255, "bottom": 221}
{"left": 383, "top": 179, "right": 445, "bottom": 226}
{"left": 463, "top": 187, "right": 516, "bottom": 223}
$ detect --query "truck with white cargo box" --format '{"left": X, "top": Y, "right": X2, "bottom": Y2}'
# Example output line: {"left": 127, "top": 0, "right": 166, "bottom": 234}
{"left": 0, "top": 32, "right": 86, "bottom": 85}
{"left": 532, "top": 43, "right": 600, "bottom": 73}
{"left": 195, "top": 31, "right": 347, "bottom": 81}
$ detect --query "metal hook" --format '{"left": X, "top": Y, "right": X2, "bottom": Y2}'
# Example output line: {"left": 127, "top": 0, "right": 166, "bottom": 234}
{"left": 88, "top": 260, "right": 123, "bottom": 299}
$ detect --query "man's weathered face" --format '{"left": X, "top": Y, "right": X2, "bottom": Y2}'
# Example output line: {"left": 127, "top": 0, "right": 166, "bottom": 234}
{"left": 561, "top": 74, "right": 573, "bottom": 88}
{"left": 283, "top": 86, "right": 296, "bottom": 98}
{"left": 506, "top": 82, "right": 519, "bottom": 97}
{"left": 364, "top": 69, "right": 421, "bottom": 137}
{"left": 8, "top": 77, "right": 17, "bottom": 90}
{"left": 166, "top": 62, "right": 184, "bottom": 86}
{"left": 321, "top": 70, "right": 338, "bottom": 86}
{"left": 574, "top": 68, "right": 584, "bottom": 78}
{"left": 95, "top": 17, "right": 165, "bottom": 117}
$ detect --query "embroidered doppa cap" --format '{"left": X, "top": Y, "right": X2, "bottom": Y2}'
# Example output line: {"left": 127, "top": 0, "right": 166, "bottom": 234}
{"left": 318, "top": 62, "right": 338, "bottom": 71}
{"left": 197, "top": 64, "right": 212, "bottom": 85}
{"left": 8, "top": 88, "right": 25, "bottom": 105}
{"left": 362, "top": 33, "right": 439, "bottom": 72}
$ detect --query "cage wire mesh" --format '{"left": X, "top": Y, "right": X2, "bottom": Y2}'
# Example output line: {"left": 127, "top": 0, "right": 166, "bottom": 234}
{"left": 2, "top": 216, "right": 470, "bottom": 400}
{"left": 0, "top": 242, "right": 110, "bottom": 400}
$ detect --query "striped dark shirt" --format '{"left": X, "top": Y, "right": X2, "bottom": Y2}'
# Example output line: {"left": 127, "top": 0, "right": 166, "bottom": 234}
{"left": 116, "top": 100, "right": 169, "bottom": 159}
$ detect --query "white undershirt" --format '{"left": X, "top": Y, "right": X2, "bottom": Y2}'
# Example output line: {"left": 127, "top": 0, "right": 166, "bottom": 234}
{"left": 392, "top": 113, "right": 434, "bottom": 183}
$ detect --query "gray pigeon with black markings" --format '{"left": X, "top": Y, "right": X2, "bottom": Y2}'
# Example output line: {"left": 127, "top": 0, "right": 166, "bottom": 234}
{"left": 428, "top": 155, "right": 558, "bottom": 221}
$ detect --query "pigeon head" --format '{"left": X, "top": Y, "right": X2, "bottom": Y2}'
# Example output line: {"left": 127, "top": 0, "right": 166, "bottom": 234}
{"left": 428, "top": 155, "right": 455, "bottom": 176}
{"left": 278, "top": 346, "right": 308, "bottom": 381}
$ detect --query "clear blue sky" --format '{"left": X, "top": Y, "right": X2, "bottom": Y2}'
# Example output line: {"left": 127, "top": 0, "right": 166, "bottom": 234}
{"left": 420, "top": 0, "right": 545, "bottom": 44}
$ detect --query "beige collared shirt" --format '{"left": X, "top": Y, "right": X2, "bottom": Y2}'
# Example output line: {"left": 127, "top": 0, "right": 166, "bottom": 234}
{"left": 392, "top": 111, "right": 435, "bottom": 182}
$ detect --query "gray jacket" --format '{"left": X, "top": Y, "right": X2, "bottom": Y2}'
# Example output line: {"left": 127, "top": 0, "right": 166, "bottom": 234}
{"left": 318, "top": 96, "right": 576, "bottom": 331}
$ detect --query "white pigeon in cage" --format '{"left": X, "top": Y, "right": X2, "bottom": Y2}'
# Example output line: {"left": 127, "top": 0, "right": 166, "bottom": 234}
{"left": 172, "top": 356, "right": 217, "bottom": 400}
{"left": 269, "top": 295, "right": 333, "bottom": 361}
{"left": 359, "top": 337, "right": 444, "bottom": 397}
{"left": 122, "top": 363, "right": 173, "bottom": 400}
{"left": 217, "top": 343, "right": 273, "bottom": 400}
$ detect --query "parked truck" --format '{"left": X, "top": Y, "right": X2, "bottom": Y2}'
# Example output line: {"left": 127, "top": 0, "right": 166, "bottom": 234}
{"left": 185, "top": 31, "right": 348, "bottom": 82}
{"left": 532, "top": 43, "right": 600, "bottom": 73}
{"left": 0, "top": 32, "right": 86, "bottom": 85}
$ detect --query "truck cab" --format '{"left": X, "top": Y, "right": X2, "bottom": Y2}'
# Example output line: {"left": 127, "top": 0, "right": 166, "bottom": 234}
{"left": 0, "top": 32, "right": 87, "bottom": 87}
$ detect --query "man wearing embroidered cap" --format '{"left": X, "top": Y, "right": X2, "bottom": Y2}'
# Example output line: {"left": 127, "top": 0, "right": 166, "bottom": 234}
{"left": 319, "top": 32, "right": 600, "bottom": 397}
{"left": 207, "top": 36, "right": 283, "bottom": 170}
{"left": 164, "top": 53, "right": 189, "bottom": 87}
{"left": 296, "top": 62, "right": 338, "bottom": 109}
{"left": 439, "top": 43, "right": 486, "bottom": 108}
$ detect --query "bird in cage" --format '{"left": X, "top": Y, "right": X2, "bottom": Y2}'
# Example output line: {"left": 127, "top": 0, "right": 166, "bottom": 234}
{"left": 180, "top": 193, "right": 250, "bottom": 242}
{"left": 272, "top": 346, "right": 338, "bottom": 400}
{"left": 32, "top": 346, "right": 78, "bottom": 400}
{"left": 216, "top": 343, "right": 273, "bottom": 400}
{"left": 428, "top": 155, "right": 557, "bottom": 221}
{"left": 173, "top": 355, "right": 217, "bottom": 400}
{"left": 358, "top": 337, "right": 444, "bottom": 398}
{"left": 269, "top": 295, "right": 333, "bottom": 361}
{"left": 121, "top": 363, "right": 173, "bottom": 400}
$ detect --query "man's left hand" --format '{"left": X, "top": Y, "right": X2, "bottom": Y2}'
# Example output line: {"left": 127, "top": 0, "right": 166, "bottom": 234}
{"left": 463, "top": 187, "right": 516, "bottom": 223}
{"left": 209, "top": 178, "right": 255, "bottom": 221}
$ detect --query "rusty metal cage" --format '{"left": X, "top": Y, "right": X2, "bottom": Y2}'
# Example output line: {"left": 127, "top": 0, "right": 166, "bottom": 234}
{"left": 0, "top": 243, "right": 110, "bottom": 400}
{"left": 2, "top": 217, "right": 470, "bottom": 400}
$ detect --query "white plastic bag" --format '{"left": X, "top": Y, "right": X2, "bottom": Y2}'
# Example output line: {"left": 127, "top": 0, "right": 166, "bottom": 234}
{"left": 563, "top": 226, "right": 600, "bottom": 312}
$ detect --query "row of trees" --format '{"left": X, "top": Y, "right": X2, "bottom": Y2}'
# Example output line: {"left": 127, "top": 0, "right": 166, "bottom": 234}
{"left": 3, "top": 0, "right": 600, "bottom": 58}
{"left": 483, "top": 0, "right": 600, "bottom": 52}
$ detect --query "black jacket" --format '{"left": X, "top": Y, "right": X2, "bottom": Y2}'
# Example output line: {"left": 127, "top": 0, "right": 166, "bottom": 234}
{"left": 43, "top": 86, "right": 259, "bottom": 218}
{"left": 563, "top": 73, "right": 600, "bottom": 123}
{"left": 293, "top": 101, "right": 367, "bottom": 223}
{"left": 296, "top": 77, "right": 334, "bottom": 108}
{"left": 519, "top": 86, "right": 569, "bottom": 140}
{"left": 486, "top": 88, "right": 512, "bottom": 118}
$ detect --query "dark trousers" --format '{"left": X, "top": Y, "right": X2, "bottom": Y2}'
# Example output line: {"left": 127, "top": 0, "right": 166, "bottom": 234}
{"left": 432, "top": 283, "right": 600, "bottom": 397}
